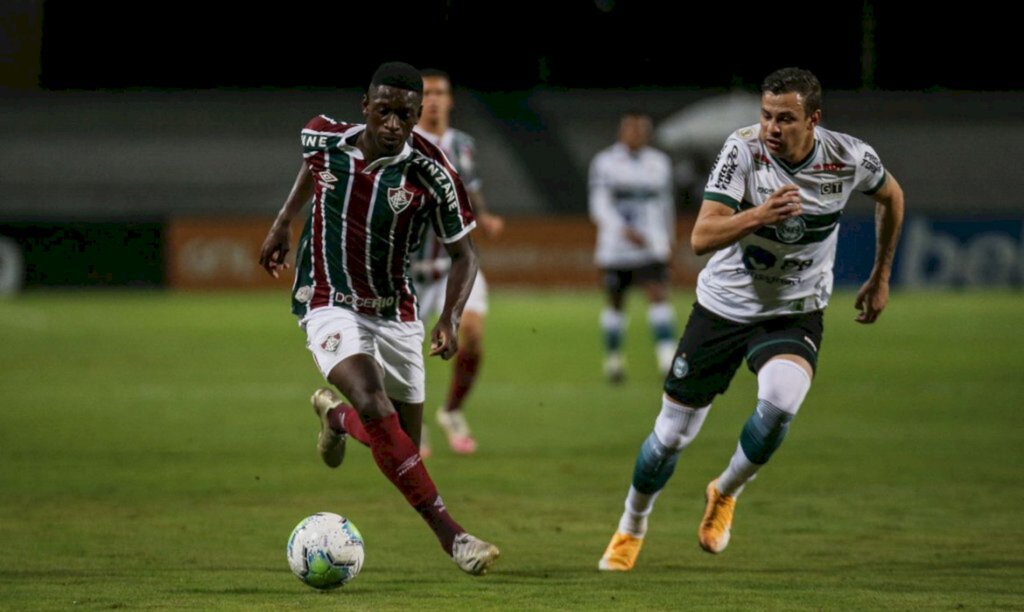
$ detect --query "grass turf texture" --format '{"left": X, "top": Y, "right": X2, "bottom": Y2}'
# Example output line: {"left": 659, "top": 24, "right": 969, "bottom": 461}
{"left": 0, "top": 290, "right": 1022, "bottom": 610}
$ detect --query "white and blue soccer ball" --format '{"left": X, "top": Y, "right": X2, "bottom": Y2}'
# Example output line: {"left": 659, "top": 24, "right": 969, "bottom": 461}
{"left": 287, "top": 512, "right": 365, "bottom": 589}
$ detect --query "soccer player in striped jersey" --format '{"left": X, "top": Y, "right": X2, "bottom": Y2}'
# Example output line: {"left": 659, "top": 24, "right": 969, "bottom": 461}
{"left": 259, "top": 62, "right": 499, "bottom": 576}
{"left": 599, "top": 68, "right": 905, "bottom": 570}
{"left": 411, "top": 69, "right": 504, "bottom": 457}
{"left": 589, "top": 112, "right": 678, "bottom": 383}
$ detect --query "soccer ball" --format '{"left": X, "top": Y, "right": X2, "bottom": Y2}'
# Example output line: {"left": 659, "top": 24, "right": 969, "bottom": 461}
{"left": 287, "top": 512, "right": 365, "bottom": 589}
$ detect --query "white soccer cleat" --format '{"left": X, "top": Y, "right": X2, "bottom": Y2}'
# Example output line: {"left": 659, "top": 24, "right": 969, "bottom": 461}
{"left": 436, "top": 408, "right": 478, "bottom": 455}
{"left": 451, "top": 533, "right": 500, "bottom": 576}
{"left": 310, "top": 388, "right": 347, "bottom": 468}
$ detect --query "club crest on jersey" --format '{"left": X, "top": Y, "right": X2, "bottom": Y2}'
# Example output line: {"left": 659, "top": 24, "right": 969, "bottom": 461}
{"left": 319, "top": 332, "right": 342, "bottom": 353}
{"left": 387, "top": 186, "right": 415, "bottom": 213}
{"left": 294, "top": 285, "right": 313, "bottom": 304}
{"left": 775, "top": 216, "right": 807, "bottom": 244}
{"left": 672, "top": 355, "right": 689, "bottom": 379}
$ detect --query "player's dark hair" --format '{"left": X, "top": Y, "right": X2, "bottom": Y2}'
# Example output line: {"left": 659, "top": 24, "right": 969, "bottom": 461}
{"left": 762, "top": 68, "right": 822, "bottom": 115}
{"left": 369, "top": 62, "right": 423, "bottom": 94}
{"left": 621, "top": 109, "right": 650, "bottom": 119}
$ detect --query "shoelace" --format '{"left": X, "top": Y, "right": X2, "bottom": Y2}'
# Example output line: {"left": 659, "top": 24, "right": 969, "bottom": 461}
{"left": 704, "top": 495, "right": 735, "bottom": 532}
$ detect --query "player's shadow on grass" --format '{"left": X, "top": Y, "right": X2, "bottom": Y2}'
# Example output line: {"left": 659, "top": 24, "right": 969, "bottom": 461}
{"left": 479, "top": 567, "right": 608, "bottom": 582}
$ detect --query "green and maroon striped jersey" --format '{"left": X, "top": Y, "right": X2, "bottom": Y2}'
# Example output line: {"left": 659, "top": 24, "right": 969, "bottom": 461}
{"left": 290, "top": 115, "right": 476, "bottom": 322}
{"left": 409, "top": 127, "right": 481, "bottom": 284}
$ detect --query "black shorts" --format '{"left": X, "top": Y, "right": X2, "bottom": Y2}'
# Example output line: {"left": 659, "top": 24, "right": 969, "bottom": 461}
{"left": 601, "top": 262, "right": 669, "bottom": 294}
{"left": 663, "top": 303, "right": 824, "bottom": 407}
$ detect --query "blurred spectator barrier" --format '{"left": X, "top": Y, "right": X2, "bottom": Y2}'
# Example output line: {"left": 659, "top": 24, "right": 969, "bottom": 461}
{"left": 0, "top": 222, "right": 162, "bottom": 290}
{"left": 836, "top": 217, "right": 1023, "bottom": 288}
{"left": 1, "top": 216, "right": 1020, "bottom": 292}
{"left": 166, "top": 218, "right": 293, "bottom": 290}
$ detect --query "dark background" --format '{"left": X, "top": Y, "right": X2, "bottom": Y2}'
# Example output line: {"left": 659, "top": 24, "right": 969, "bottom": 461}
{"left": 2, "top": 0, "right": 1021, "bottom": 292}
{"left": 31, "top": 0, "right": 1021, "bottom": 91}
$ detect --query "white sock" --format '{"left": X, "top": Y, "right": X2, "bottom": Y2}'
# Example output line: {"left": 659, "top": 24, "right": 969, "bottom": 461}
{"left": 618, "top": 487, "right": 660, "bottom": 537}
{"left": 647, "top": 302, "right": 675, "bottom": 328}
{"left": 648, "top": 303, "right": 677, "bottom": 373}
{"left": 601, "top": 307, "right": 626, "bottom": 357}
{"left": 717, "top": 442, "right": 758, "bottom": 497}
{"left": 601, "top": 307, "right": 625, "bottom": 334}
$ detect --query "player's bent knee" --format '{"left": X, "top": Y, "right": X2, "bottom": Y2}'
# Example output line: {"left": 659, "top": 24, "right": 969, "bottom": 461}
{"left": 662, "top": 384, "right": 716, "bottom": 413}
{"left": 756, "top": 358, "right": 811, "bottom": 415}
{"left": 653, "top": 395, "right": 710, "bottom": 451}
{"left": 740, "top": 358, "right": 811, "bottom": 465}
{"left": 345, "top": 388, "right": 392, "bottom": 420}
{"left": 632, "top": 432, "right": 680, "bottom": 494}
{"left": 740, "top": 400, "right": 792, "bottom": 464}
{"left": 459, "top": 314, "right": 485, "bottom": 351}
{"left": 459, "top": 329, "right": 484, "bottom": 357}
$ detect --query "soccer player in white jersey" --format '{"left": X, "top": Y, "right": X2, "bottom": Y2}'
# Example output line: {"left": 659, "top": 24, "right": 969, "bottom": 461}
{"left": 589, "top": 112, "right": 678, "bottom": 382}
{"left": 258, "top": 62, "right": 499, "bottom": 576}
{"left": 411, "top": 69, "right": 504, "bottom": 457}
{"left": 599, "top": 67, "right": 905, "bottom": 570}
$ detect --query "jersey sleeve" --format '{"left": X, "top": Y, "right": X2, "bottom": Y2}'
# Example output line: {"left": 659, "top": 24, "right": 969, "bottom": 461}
{"left": 411, "top": 132, "right": 476, "bottom": 243}
{"left": 301, "top": 115, "right": 348, "bottom": 170}
{"left": 455, "top": 134, "right": 482, "bottom": 192}
{"left": 852, "top": 140, "right": 888, "bottom": 195}
{"left": 588, "top": 153, "right": 621, "bottom": 229}
{"left": 702, "top": 137, "right": 752, "bottom": 210}
{"left": 428, "top": 162, "right": 476, "bottom": 243}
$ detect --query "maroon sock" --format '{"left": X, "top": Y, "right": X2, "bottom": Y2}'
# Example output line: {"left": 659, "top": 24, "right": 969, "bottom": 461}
{"left": 445, "top": 349, "right": 481, "bottom": 412}
{"left": 327, "top": 403, "right": 371, "bottom": 447}
{"left": 364, "top": 412, "right": 464, "bottom": 554}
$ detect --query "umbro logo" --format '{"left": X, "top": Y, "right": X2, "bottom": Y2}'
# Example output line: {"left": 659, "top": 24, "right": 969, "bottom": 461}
{"left": 319, "top": 171, "right": 338, "bottom": 183}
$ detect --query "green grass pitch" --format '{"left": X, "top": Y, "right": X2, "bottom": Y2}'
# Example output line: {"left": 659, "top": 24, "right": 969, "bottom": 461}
{"left": 1, "top": 289, "right": 1022, "bottom": 610}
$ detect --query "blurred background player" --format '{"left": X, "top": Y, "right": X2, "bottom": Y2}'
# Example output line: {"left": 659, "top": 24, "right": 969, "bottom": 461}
{"left": 589, "top": 111, "right": 678, "bottom": 383}
{"left": 259, "top": 62, "right": 499, "bottom": 576}
{"left": 412, "top": 69, "right": 505, "bottom": 456}
{"left": 599, "top": 67, "right": 904, "bottom": 571}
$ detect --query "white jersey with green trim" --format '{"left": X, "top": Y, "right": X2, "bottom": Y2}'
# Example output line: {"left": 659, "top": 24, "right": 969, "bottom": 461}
{"left": 589, "top": 143, "right": 675, "bottom": 268}
{"left": 698, "top": 124, "right": 887, "bottom": 323}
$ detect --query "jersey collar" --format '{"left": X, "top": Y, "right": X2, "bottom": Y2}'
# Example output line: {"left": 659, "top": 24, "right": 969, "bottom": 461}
{"left": 340, "top": 124, "right": 415, "bottom": 171}
{"left": 614, "top": 142, "right": 646, "bottom": 159}
{"left": 767, "top": 138, "right": 819, "bottom": 175}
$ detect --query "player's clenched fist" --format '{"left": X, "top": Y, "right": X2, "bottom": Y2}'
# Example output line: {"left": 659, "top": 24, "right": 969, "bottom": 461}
{"left": 754, "top": 185, "right": 803, "bottom": 226}
{"left": 259, "top": 223, "right": 291, "bottom": 278}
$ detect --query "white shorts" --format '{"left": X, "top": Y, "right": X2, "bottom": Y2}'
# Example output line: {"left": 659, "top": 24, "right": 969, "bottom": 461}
{"left": 416, "top": 271, "right": 488, "bottom": 321}
{"left": 300, "top": 307, "right": 426, "bottom": 403}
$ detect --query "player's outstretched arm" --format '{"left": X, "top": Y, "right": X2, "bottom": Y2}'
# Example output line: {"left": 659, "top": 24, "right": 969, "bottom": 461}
{"left": 690, "top": 185, "right": 803, "bottom": 256}
{"left": 259, "top": 162, "right": 314, "bottom": 278}
{"left": 855, "top": 172, "right": 905, "bottom": 324}
{"left": 430, "top": 234, "right": 479, "bottom": 360}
